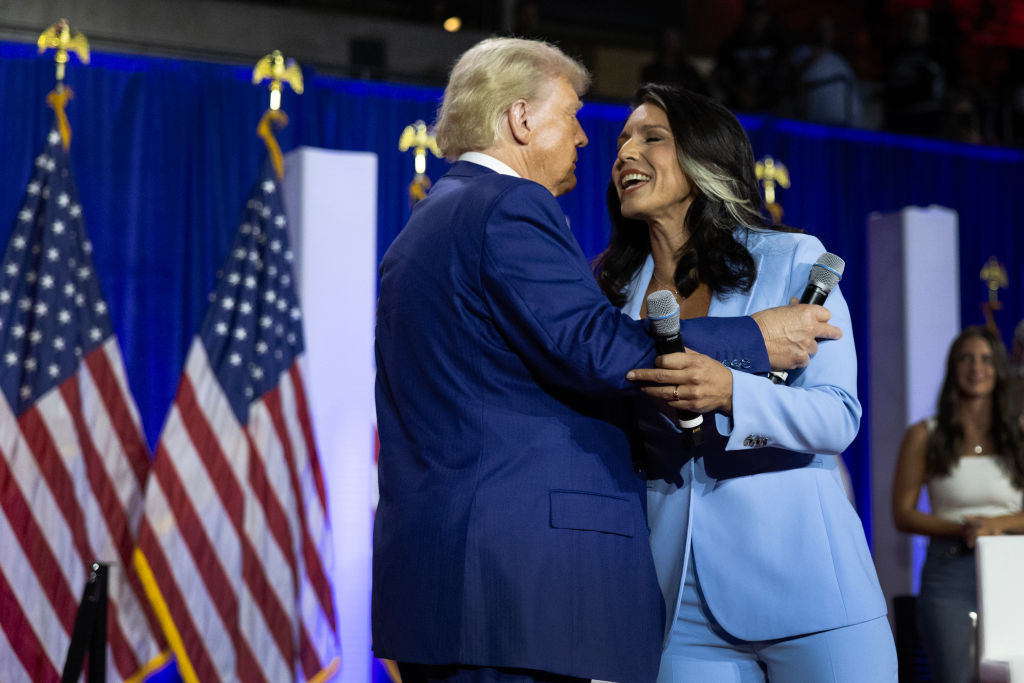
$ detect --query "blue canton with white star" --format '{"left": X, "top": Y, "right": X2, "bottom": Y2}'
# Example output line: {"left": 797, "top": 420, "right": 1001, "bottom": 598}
{"left": 199, "top": 159, "right": 306, "bottom": 424}
{"left": 0, "top": 128, "right": 114, "bottom": 415}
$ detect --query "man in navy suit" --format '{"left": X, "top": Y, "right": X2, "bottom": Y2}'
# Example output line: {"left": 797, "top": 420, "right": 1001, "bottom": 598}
{"left": 372, "top": 37, "right": 839, "bottom": 683}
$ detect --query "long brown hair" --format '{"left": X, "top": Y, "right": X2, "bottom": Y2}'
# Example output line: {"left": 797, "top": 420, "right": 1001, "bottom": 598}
{"left": 593, "top": 84, "right": 774, "bottom": 306}
{"left": 926, "top": 326, "right": 1024, "bottom": 488}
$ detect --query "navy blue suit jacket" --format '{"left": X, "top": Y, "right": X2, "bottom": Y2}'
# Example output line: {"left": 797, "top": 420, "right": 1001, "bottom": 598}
{"left": 372, "top": 161, "right": 768, "bottom": 683}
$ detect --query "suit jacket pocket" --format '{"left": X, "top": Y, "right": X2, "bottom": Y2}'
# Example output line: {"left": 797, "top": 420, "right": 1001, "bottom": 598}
{"left": 549, "top": 490, "right": 635, "bottom": 537}
{"left": 703, "top": 446, "right": 815, "bottom": 480}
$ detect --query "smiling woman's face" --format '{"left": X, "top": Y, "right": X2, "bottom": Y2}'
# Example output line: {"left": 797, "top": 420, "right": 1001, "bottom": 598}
{"left": 956, "top": 335, "right": 997, "bottom": 399}
{"left": 612, "top": 103, "right": 693, "bottom": 226}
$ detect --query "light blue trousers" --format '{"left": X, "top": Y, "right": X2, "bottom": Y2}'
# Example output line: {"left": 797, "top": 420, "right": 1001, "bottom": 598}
{"left": 657, "top": 554, "right": 898, "bottom": 682}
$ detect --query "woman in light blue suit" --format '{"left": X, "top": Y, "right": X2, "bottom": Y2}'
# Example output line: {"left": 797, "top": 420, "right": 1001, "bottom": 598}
{"left": 596, "top": 84, "right": 897, "bottom": 682}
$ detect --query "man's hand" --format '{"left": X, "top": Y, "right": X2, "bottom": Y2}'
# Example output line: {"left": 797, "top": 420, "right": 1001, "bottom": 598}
{"left": 750, "top": 299, "right": 841, "bottom": 370}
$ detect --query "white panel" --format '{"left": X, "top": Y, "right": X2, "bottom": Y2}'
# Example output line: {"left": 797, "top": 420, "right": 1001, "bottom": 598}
{"left": 903, "top": 207, "right": 961, "bottom": 426}
{"left": 868, "top": 205, "right": 959, "bottom": 627}
{"left": 284, "top": 147, "right": 377, "bottom": 683}
{"left": 976, "top": 536, "right": 1024, "bottom": 663}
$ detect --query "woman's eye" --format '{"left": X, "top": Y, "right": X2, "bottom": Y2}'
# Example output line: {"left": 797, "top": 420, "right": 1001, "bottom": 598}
{"left": 646, "top": 136, "right": 662, "bottom": 143}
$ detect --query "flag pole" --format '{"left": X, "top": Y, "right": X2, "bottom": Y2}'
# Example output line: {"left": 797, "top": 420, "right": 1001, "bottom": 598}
{"left": 252, "top": 49, "right": 303, "bottom": 180}
{"left": 37, "top": 18, "right": 89, "bottom": 150}
{"left": 6, "top": 19, "right": 168, "bottom": 683}
{"left": 134, "top": 48, "right": 341, "bottom": 679}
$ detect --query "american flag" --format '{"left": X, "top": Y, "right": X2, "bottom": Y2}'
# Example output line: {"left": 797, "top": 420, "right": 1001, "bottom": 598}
{"left": 0, "top": 128, "right": 166, "bottom": 681}
{"left": 134, "top": 158, "right": 340, "bottom": 683}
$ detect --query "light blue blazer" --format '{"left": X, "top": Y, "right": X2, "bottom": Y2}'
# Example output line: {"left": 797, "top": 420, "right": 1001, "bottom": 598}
{"left": 623, "top": 228, "right": 887, "bottom": 643}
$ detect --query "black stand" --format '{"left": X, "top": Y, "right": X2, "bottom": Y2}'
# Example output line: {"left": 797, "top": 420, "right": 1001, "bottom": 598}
{"left": 61, "top": 562, "right": 108, "bottom": 683}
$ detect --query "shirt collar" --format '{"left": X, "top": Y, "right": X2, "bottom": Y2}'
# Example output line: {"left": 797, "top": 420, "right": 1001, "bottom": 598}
{"left": 458, "top": 151, "right": 521, "bottom": 178}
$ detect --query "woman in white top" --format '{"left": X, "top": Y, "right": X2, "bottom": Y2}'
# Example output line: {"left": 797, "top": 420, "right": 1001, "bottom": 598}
{"left": 892, "top": 325, "right": 1024, "bottom": 683}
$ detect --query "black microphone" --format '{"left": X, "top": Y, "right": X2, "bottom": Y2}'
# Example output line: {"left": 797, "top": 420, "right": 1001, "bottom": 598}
{"left": 646, "top": 290, "right": 703, "bottom": 446}
{"left": 769, "top": 252, "right": 845, "bottom": 385}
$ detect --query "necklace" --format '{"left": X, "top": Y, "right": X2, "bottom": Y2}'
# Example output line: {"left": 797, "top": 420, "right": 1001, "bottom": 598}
{"left": 651, "top": 272, "right": 678, "bottom": 296}
{"left": 973, "top": 444, "right": 984, "bottom": 454}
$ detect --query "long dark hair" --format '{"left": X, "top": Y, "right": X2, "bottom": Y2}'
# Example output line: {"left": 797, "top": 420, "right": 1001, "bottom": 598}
{"left": 594, "top": 83, "right": 776, "bottom": 306}
{"left": 926, "top": 326, "right": 1024, "bottom": 488}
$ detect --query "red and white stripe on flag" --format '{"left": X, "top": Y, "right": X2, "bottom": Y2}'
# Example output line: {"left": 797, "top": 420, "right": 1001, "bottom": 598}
{"left": 0, "top": 340, "right": 168, "bottom": 683}
{"left": 135, "top": 157, "right": 338, "bottom": 683}
{"left": 136, "top": 341, "right": 339, "bottom": 683}
{"left": 0, "top": 127, "right": 166, "bottom": 683}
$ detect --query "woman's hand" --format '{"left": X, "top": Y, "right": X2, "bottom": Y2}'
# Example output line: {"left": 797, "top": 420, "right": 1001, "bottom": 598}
{"left": 963, "top": 517, "right": 997, "bottom": 549}
{"left": 627, "top": 350, "right": 734, "bottom": 414}
{"left": 962, "top": 515, "right": 1024, "bottom": 548}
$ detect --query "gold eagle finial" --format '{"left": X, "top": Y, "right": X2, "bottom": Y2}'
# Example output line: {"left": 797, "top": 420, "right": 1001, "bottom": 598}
{"left": 399, "top": 120, "right": 441, "bottom": 204}
{"left": 38, "top": 19, "right": 90, "bottom": 87}
{"left": 398, "top": 121, "right": 441, "bottom": 175}
{"left": 980, "top": 256, "right": 1008, "bottom": 305}
{"left": 979, "top": 256, "right": 1008, "bottom": 333}
{"left": 755, "top": 156, "right": 790, "bottom": 224}
{"left": 252, "top": 50, "right": 303, "bottom": 112}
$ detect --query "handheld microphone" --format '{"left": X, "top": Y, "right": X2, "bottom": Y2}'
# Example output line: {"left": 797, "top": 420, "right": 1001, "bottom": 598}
{"left": 646, "top": 289, "right": 703, "bottom": 446}
{"left": 769, "top": 252, "right": 845, "bottom": 385}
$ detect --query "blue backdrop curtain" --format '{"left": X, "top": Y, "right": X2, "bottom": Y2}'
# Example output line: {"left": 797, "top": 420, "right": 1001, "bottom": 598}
{"left": 3, "top": 39, "right": 1024, "bottom": 545}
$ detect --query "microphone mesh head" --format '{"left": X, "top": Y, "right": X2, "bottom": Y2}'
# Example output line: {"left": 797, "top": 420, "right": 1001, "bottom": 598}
{"left": 809, "top": 252, "right": 844, "bottom": 292}
{"left": 646, "top": 290, "right": 680, "bottom": 336}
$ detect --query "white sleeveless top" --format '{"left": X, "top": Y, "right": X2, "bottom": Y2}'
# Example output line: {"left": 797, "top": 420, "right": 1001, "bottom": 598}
{"left": 925, "top": 419, "right": 1024, "bottom": 522}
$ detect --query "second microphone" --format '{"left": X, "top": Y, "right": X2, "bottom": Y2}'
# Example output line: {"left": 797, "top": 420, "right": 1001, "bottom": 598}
{"left": 646, "top": 289, "right": 703, "bottom": 447}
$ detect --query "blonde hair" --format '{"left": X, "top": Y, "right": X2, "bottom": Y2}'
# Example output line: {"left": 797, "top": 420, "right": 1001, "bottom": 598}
{"left": 434, "top": 37, "right": 590, "bottom": 160}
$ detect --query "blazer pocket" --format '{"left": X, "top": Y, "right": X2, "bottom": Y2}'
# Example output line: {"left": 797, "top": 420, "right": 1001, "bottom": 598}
{"left": 549, "top": 490, "right": 634, "bottom": 537}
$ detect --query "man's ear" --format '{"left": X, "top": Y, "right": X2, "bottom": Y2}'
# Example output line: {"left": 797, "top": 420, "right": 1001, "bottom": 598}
{"left": 506, "top": 99, "right": 531, "bottom": 145}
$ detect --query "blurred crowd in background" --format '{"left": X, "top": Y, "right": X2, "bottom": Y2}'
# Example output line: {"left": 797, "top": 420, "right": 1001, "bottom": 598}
{"left": 508, "top": 0, "right": 1024, "bottom": 147}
